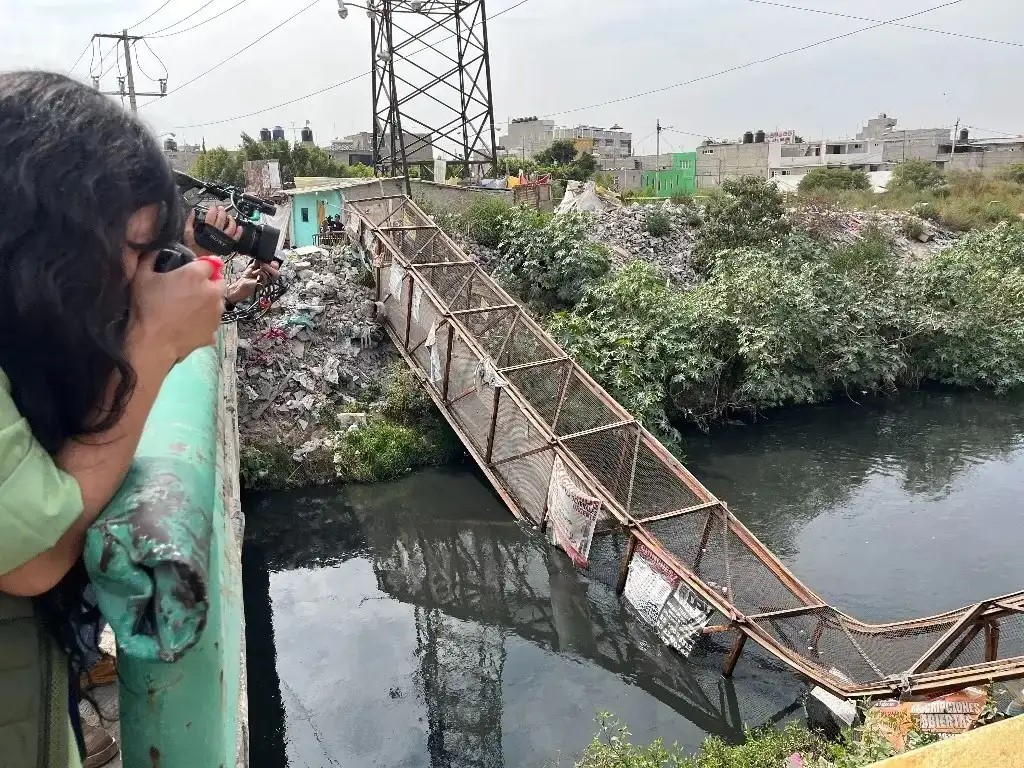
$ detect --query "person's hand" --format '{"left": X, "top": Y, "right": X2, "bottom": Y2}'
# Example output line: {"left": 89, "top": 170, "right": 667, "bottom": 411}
{"left": 225, "top": 261, "right": 280, "bottom": 305}
{"left": 130, "top": 252, "right": 226, "bottom": 362}
{"left": 183, "top": 205, "right": 243, "bottom": 258}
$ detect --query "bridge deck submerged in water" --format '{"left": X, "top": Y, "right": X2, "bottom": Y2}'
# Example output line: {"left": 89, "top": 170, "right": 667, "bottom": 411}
{"left": 344, "top": 195, "right": 1024, "bottom": 700}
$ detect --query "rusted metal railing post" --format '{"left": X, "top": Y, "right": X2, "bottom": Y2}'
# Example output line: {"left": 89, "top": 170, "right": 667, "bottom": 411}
{"left": 985, "top": 620, "right": 1001, "bottom": 662}
{"left": 723, "top": 630, "right": 747, "bottom": 677}
{"left": 441, "top": 325, "right": 455, "bottom": 402}
{"left": 484, "top": 386, "right": 502, "bottom": 463}
{"left": 404, "top": 274, "right": 415, "bottom": 348}
{"left": 615, "top": 534, "right": 638, "bottom": 595}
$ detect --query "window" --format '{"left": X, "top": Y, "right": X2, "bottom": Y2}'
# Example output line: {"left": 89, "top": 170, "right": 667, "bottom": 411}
{"left": 702, "top": 149, "right": 715, "bottom": 155}
{"left": 301, "top": 207, "right": 309, "bottom": 223}
{"left": 869, "top": 165, "right": 880, "bottom": 172}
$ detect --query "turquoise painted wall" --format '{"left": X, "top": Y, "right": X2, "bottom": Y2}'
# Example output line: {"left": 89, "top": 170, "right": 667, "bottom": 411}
{"left": 290, "top": 189, "right": 344, "bottom": 246}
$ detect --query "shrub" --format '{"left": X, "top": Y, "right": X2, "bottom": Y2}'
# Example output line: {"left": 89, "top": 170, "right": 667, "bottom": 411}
{"left": 462, "top": 195, "right": 511, "bottom": 248}
{"left": 900, "top": 216, "right": 926, "bottom": 240}
{"left": 646, "top": 209, "right": 673, "bottom": 238}
{"left": 694, "top": 176, "right": 791, "bottom": 271}
{"left": 908, "top": 222, "right": 1024, "bottom": 390}
{"left": 798, "top": 166, "right": 872, "bottom": 193}
{"left": 888, "top": 159, "right": 947, "bottom": 193}
{"left": 669, "top": 189, "right": 693, "bottom": 205}
{"left": 939, "top": 196, "right": 1020, "bottom": 231}
{"left": 998, "top": 163, "right": 1024, "bottom": 186}
{"left": 496, "top": 207, "right": 610, "bottom": 311}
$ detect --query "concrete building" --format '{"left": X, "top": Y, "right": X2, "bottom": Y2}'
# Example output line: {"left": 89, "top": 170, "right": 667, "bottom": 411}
{"left": 327, "top": 130, "right": 434, "bottom": 166}
{"left": 162, "top": 142, "right": 205, "bottom": 173}
{"left": 769, "top": 137, "right": 888, "bottom": 180}
{"left": 695, "top": 139, "right": 771, "bottom": 188}
{"left": 948, "top": 136, "right": 1024, "bottom": 171}
{"left": 499, "top": 118, "right": 632, "bottom": 160}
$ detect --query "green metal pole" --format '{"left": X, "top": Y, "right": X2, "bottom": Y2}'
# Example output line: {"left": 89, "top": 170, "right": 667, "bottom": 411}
{"left": 84, "top": 338, "right": 242, "bottom": 767}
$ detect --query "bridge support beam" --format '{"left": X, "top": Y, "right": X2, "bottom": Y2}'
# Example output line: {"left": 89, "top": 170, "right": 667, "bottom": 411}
{"left": 723, "top": 630, "right": 747, "bottom": 677}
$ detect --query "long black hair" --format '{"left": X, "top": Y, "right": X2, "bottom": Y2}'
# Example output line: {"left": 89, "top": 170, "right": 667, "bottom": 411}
{"left": 0, "top": 71, "right": 184, "bottom": 695}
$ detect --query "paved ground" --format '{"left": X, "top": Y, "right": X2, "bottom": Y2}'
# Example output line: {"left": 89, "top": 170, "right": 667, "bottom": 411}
{"left": 80, "top": 681, "right": 121, "bottom": 768}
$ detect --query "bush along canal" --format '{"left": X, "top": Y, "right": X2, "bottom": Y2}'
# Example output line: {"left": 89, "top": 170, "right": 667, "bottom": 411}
{"left": 242, "top": 389, "right": 1024, "bottom": 768}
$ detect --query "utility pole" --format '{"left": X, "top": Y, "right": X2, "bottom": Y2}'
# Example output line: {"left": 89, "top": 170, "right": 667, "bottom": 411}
{"left": 949, "top": 117, "right": 961, "bottom": 168}
{"left": 93, "top": 31, "right": 166, "bottom": 112}
{"left": 121, "top": 30, "right": 137, "bottom": 112}
{"left": 656, "top": 119, "right": 662, "bottom": 167}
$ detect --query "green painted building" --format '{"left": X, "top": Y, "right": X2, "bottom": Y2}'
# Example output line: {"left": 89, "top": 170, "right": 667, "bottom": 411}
{"left": 643, "top": 152, "right": 697, "bottom": 197}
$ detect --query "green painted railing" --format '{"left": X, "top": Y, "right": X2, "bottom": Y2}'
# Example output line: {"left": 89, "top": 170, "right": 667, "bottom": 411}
{"left": 83, "top": 333, "right": 244, "bottom": 767}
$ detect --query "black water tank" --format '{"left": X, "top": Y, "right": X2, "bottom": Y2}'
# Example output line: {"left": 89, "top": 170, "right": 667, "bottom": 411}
{"left": 300, "top": 126, "right": 314, "bottom": 143}
{"left": 742, "top": 131, "right": 754, "bottom": 144}
{"left": 755, "top": 130, "right": 766, "bottom": 143}
{"left": 959, "top": 128, "right": 969, "bottom": 143}
{"left": 259, "top": 127, "right": 272, "bottom": 142}
{"left": 163, "top": 137, "right": 177, "bottom": 151}
{"left": 272, "top": 125, "right": 285, "bottom": 141}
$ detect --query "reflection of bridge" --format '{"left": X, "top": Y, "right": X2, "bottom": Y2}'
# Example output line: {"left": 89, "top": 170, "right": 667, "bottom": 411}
{"left": 243, "top": 487, "right": 804, "bottom": 768}
{"left": 346, "top": 195, "right": 1024, "bottom": 701}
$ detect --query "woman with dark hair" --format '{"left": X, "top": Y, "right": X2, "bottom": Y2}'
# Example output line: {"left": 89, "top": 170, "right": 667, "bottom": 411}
{"left": 0, "top": 71, "right": 229, "bottom": 767}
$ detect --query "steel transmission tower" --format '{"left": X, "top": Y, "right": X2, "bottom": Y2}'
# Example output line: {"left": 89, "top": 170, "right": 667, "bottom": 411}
{"left": 369, "top": 0, "right": 499, "bottom": 188}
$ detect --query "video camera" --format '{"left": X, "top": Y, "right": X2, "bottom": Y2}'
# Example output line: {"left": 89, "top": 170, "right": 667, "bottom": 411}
{"left": 152, "top": 172, "right": 290, "bottom": 323}
{"left": 173, "top": 171, "right": 282, "bottom": 266}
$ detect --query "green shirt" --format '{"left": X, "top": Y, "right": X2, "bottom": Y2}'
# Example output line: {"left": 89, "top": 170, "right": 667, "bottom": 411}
{"left": 0, "top": 370, "right": 84, "bottom": 768}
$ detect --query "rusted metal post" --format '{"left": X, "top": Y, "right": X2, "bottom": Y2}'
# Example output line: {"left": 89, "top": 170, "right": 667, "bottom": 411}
{"left": 615, "top": 534, "right": 638, "bottom": 595}
{"left": 550, "top": 361, "right": 573, "bottom": 433}
{"left": 404, "top": 273, "right": 414, "bottom": 348}
{"left": 441, "top": 325, "right": 455, "bottom": 402}
{"left": 985, "top": 620, "right": 1001, "bottom": 662}
{"left": 484, "top": 386, "right": 502, "bottom": 463}
{"left": 723, "top": 630, "right": 747, "bottom": 676}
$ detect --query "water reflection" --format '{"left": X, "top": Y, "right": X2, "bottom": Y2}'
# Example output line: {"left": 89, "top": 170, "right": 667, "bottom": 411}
{"left": 243, "top": 390, "right": 1024, "bottom": 766}
{"left": 243, "top": 470, "right": 803, "bottom": 768}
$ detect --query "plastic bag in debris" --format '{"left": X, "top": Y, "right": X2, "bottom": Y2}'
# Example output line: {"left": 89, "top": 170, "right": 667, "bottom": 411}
{"left": 556, "top": 180, "right": 623, "bottom": 215}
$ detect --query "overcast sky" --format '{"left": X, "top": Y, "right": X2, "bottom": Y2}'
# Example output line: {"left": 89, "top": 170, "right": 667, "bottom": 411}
{"left": 2, "top": 0, "right": 1022, "bottom": 154}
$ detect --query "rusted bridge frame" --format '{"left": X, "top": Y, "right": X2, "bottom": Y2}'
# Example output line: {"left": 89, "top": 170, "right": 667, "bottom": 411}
{"left": 347, "top": 195, "right": 1024, "bottom": 701}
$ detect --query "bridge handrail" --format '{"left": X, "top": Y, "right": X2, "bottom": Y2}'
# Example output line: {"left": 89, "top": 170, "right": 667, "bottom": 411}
{"left": 83, "top": 327, "right": 245, "bottom": 767}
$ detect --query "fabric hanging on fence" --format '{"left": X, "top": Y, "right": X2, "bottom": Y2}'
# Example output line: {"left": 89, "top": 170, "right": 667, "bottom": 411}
{"left": 412, "top": 281, "right": 423, "bottom": 323}
{"left": 389, "top": 263, "right": 406, "bottom": 301}
{"left": 475, "top": 358, "right": 504, "bottom": 401}
{"left": 425, "top": 321, "right": 442, "bottom": 384}
{"left": 623, "top": 544, "right": 712, "bottom": 658}
{"left": 545, "top": 455, "right": 601, "bottom": 567}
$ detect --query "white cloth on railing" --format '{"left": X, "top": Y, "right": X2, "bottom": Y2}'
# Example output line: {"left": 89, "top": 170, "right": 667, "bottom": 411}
{"left": 425, "top": 321, "right": 442, "bottom": 384}
{"left": 545, "top": 456, "right": 601, "bottom": 567}
{"left": 389, "top": 263, "right": 406, "bottom": 302}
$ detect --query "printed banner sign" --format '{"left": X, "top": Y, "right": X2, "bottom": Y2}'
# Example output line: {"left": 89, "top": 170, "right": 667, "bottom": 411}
{"left": 624, "top": 544, "right": 712, "bottom": 657}
{"left": 546, "top": 455, "right": 601, "bottom": 567}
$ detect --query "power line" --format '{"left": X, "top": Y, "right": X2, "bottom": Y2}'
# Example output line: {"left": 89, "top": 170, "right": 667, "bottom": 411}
{"left": 129, "top": 0, "right": 174, "bottom": 30}
{"left": 148, "top": 0, "right": 252, "bottom": 38}
{"left": 965, "top": 125, "right": 1023, "bottom": 138}
{"left": 140, "top": 0, "right": 321, "bottom": 107}
{"left": 68, "top": 39, "right": 93, "bottom": 73}
{"left": 133, "top": 40, "right": 169, "bottom": 82}
{"left": 159, "top": 0, "right": 535, "bottom": 130}
{"left": 540, "top": 0, "right": 966, "bottom": 119}
{"left": 741, "top": 0, "right": 1023, "bottom": 49}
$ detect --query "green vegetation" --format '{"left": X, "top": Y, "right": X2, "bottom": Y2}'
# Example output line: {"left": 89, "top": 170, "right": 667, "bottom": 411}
{"left": 549, "top": 177, "right": 1024, "bottom": 439}
{"left": 536, "top": 139, "right": 579, "bottom": 166}
{"left": 463, "top": 195, "right": 513, "bottom": 248}
{"left": 694, "top": 177, "right": 791, "bottom": 272}
{"left": 797, "top": 167, "right": 872, "bottom": 193}
{"left": 887, "top": 158, "right": 947, "bottom": 193}
{"left": 670, "top": 189, "right": 693, "bottom": 205}
{"left": 331, "top": 365, "right": 462, "bottom": 483}
{"left": 646, "top": 209, "right": 673, "bottom": 238}
{"left": 796, "top": 162, "right": 1024, "bottom": 232}
{"left": 240, "top": 439, "right": 297, "bottom": 489}
{"left": 572, "top": 713, "right": 948, "bottom": 768}
{"left": 496, "top": 207, "right": 611, "bottom": 311}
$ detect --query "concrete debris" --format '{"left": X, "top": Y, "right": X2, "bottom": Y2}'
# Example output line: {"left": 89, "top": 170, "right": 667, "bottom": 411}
{"left": 788, "top": 205, "right": 957, "bottom": 258}
{"left": 805, "top": 686, "right": 859, "bottom": 739}
{"left": 586, "top": 202, "right": 702, "bottom": 286}
{"left": 556, "top": 180, "right": 623, "bottom": 215}
{"left": 237, "top": 242, "right": 396, "bottom": 471}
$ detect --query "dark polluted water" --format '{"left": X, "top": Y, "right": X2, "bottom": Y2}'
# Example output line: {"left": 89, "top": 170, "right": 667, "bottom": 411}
{"left": 243, "top": 389, "right": 1024, "bottom": 768}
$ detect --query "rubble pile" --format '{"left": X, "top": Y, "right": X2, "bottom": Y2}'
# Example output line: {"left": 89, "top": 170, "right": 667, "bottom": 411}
{"left": 789, "top": 205, "right": 958, "bottom": 257}
{"left": 584, "top": 202, "right": 701, "bottom": 286}
{"left": 236, "top": 243, "right": 395, "bottom": 475}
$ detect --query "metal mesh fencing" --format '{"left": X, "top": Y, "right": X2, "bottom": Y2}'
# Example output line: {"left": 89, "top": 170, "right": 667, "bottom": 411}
{"left": 347, "top": 197, "right": 1024, "bottom": 700}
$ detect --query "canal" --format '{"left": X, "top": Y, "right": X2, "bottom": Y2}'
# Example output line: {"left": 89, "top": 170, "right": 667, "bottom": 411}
{"left": 242, "top": 389, "right": 1024, "bottom": 767}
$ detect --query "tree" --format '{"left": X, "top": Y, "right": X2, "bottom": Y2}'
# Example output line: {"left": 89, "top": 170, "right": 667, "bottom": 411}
{"left": 798, "top": 167, "right": 872, "bottom": 194}
{"left": 535, "top": 139, "right": 578, "bottom": 166}
{"left": 694, "top": 176, "right": 791, "bottom": 270}
{"left": 236, "top": 132, "right": 372, "bottom": 184}
{"left": 888, "top": 159, "right": 946, "bottom": 192}
{"left": 189, "top": 147, "right": 244, "bottom": 187}
{"left": 572, "top": 151, "right": 598, "bottom": 179}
